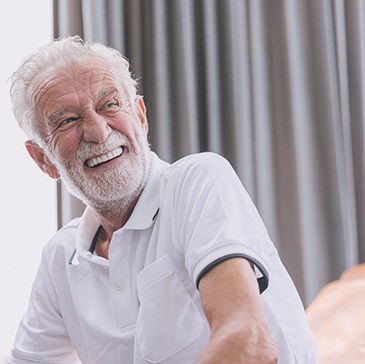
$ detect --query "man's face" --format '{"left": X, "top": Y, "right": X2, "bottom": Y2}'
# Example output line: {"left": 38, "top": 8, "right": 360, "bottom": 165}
{"left": 31, "top": 57, "right": 151, "bottom": 209}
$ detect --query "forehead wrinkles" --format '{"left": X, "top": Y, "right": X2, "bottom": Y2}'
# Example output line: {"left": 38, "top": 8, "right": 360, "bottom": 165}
{"left": 80, "top": 66, "right": 116, "bottom": 86}
{"left": 32, "top": 75, "right": 67, "bottom": 109}
{"left": 33, "top": 65, "right": 119, "bottom": 111}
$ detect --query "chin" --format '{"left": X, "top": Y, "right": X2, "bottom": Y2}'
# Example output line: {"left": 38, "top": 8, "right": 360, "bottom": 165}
{"left": 63, "top": 166, "right": 148, "bottom": 211}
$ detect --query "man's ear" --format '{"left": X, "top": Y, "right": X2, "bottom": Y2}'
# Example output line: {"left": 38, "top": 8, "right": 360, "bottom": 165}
{"left": 136, "top": 96, "right": 148, "bottom": 134}
{"left": 25, "top": 140, "right": 60, "bottom": 180}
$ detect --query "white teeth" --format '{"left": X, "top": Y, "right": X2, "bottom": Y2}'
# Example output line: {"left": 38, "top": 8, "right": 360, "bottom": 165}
{"left": 86, "top": 147, "right": 123, "bottom": 167}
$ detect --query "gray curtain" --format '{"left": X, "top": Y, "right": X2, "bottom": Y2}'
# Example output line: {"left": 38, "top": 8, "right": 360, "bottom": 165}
{"left": 53, "top": 0, "right": 365, "bottom": 306}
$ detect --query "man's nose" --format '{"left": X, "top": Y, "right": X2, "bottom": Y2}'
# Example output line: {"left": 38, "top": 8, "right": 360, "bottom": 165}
{"left": 82, "top": 111, "right": 112, "bottom": 143}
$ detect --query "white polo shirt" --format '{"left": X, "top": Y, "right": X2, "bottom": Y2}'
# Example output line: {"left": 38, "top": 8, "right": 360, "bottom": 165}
{"left": 10, "top": 152, "right": 317, "bottom": 364}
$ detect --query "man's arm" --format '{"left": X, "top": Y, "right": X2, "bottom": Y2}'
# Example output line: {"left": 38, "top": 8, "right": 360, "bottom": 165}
{"left": 196, "top": 258, "right": 278, "bottom": 364}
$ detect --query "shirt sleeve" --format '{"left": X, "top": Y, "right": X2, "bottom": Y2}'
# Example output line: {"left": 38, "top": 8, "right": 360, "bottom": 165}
{"left": 10, "top": 249, "right": 81, "bottom": 364}
{"left": 171, "top": 153, "right": 274, "bottom": 293}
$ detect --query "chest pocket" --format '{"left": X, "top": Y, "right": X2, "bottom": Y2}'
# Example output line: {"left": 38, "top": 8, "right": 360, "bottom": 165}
{"left": 136, "top": 255, "right": 205, "bottom": 363}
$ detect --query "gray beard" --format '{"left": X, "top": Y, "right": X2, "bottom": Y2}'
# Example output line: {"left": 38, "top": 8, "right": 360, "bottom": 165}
{"left": 50, "top": 130, "right": 151, "bottom": 214}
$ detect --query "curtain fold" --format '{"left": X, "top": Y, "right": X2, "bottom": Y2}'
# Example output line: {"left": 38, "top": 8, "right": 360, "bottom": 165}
{"left": 53, "top": 0, "right": 365, "bottom": 306}
{"left": 346, "top": 0, "right": 365, "bottom": 263}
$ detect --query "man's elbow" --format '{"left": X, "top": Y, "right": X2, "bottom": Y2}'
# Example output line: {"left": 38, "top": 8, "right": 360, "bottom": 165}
{"left": 204, "top": 325, "right": 279, "bottom": 364}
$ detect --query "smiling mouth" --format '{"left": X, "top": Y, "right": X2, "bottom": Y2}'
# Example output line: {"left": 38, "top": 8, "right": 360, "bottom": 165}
{"left": 85, "top": 146, "right": 124, "bottom": 168}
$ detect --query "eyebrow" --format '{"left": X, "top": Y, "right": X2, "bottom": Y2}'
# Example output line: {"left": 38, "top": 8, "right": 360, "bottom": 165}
{"left": 97, "top": 86, "right": 132, "bottom": 111}
{"left": 47, "top": 107, "right": 69, "bottom": 125}
{"left": 97, "top": 86, "right": 119, "bottom": 100}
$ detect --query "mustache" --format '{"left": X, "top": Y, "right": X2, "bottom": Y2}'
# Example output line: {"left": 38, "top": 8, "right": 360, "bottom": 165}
{"left": 77, "top": 131, "right": 130, "bottom": 160}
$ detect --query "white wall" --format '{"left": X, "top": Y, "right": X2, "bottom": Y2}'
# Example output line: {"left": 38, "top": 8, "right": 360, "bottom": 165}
{"left": 0, "top": 1, "right": 55, "bottom": 359}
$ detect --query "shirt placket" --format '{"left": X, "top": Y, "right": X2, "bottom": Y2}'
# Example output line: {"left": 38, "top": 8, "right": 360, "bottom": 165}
{"left": 109, "top": 231, "right": 137, "bottom": 330}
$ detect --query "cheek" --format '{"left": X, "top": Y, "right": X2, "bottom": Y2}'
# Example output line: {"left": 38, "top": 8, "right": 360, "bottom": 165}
{"left": 111, "top": 108, "right": 138, "bottom": 128}
{"left": 52, "top": 133, "right": 81, "bottom": 164}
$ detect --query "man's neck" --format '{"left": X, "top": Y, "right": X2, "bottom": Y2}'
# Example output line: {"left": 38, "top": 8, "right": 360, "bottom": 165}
{"left": 89, "top": 196, "right": 139, "bottom": 260}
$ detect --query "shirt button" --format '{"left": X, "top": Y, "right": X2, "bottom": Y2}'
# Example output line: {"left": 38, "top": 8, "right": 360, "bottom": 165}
{"left": 114, "top": 281, "right": 124, "bottom": 291}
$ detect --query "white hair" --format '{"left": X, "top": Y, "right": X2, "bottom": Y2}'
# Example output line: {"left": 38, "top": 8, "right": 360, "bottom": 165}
{"left": 10, "top": 35, "right": 138, "bottom": 146}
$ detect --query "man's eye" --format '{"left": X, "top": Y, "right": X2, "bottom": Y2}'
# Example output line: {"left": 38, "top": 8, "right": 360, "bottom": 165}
{"left": 59, "top": 117, "right": 79, "bottom": 127}
{"left": 102, "top": 101, "right": 119, "bottom": 110}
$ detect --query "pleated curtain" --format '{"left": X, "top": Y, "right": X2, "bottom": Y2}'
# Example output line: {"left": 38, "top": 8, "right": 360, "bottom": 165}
{"left": 53, "top": 0, "right": 365, "bottom": 306}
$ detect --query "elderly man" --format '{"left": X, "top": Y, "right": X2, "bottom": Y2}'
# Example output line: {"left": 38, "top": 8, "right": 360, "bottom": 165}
{"left": 9, "top": 36, "right": 316, "bottom": 364}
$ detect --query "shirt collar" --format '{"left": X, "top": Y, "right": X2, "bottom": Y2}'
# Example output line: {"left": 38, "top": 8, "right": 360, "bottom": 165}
{"left": 71, "top": 152, "right": 170, "bottom": 265}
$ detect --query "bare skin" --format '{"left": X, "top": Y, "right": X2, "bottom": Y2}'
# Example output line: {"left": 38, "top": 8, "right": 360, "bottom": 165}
{"left": 197, "top": 258, "right": 278, "bottom": 364}
{"left": 94, "top": 226, "right": 111, "bottom": 259}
